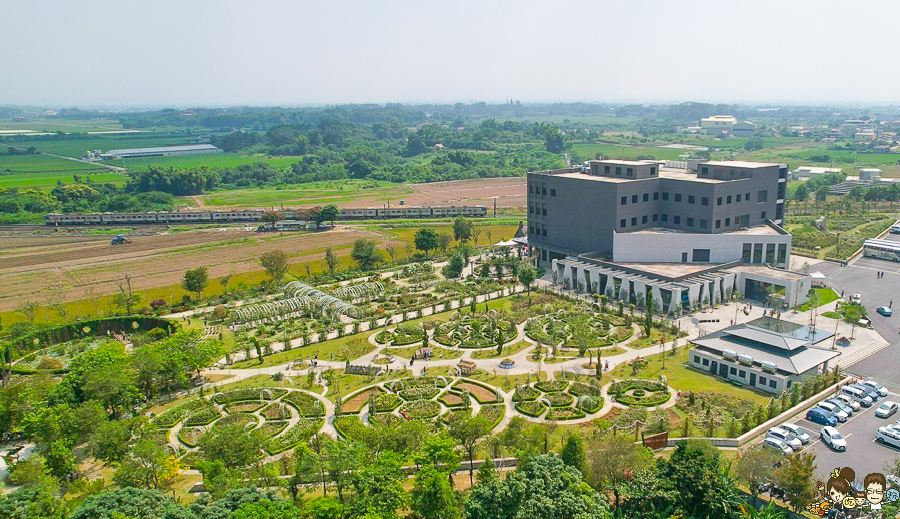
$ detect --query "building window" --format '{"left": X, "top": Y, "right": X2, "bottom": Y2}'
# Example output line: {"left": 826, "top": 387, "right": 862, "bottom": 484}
{"left": 739, "top": 370, "right": 746, "bottom": 378}
{"left": 742, "top": 243, "right": 752, "bottom": 262}
{"left": 626, "top": 168, "right": 633, "bottom": 177}
{"left": 675, "top": 193, "right": 682, "bottom": 202}
{"left": 631, "top": 217, "right": 637, "bottom": 226}
{"left": 765, "top": 243, "right": 775, "bottom": 263}
{"left": 688, "top": 195, "right": 695, "bottom": 204}
{"left": 542, "top": 187, "right": 546, "bottom": 195}
{"left": 701, "top": 166, "right": 709, "bottom": 175}
{"left": 653, "top": 192, "right": 659, "bottom": 200}
{"left": 746, "top": 192, "right": 750, "bottom": 200}
{"left": 550, "top": 189, "right": 556, "bottom": 197}
{"left": 542, "top": 207, "right": 546, "bottom": 216}
{"left": 662, "top": 192, "right": 669, "bottom": 200}
{"left": 687, "top": 217, "right": 694, "bottom": 227}
{"left": 604, "top": 165, "right": 610, "bottom": 174}
{"left": 717, "top": 197, "right": 722, "bottom": 206}
{"left": 760, "top": 211, "right": 766, "bottom": 219}
{"left": 702, "top": 358, "right": 709, "bottom": 366}
{"left": 701, "top": 197, "right": 709, "bottom": 206}
{"left": 621, "top": 196, "right": 627, "bottom": 206}
{"left": 528, "top": 184, "right": 533, "bottom": 194}
{"left": 673, "top": 215, "right": 681, "bottom": 224}
{"left": 759, "top": 376, "right": 767, "bottom": 386}
{"left": 694, "top": 355, "right": 701, "bottom": 364}
{"left": 736, "top": 194, "right": 742, "bottom": 202}
{"left": 528, "top": 205, "right": 533, "bottom": 214}
{"left": 715, "top": 220, "right": 721, "bottom": 229}
{"left": 650, "top": 167, "right": 656, "bottom": 175}
{"left": 615, "top": 167, "right": 622, "bottom": 176}
{"left": 652, "top": 214, "right": 658, "bottom": 222}
{"left": 727, "top": 195, "right": 732, "bottom": 204}
{"left": 642, "top": 215, "right": 648, "bottom": 224}
{"left": 787, "top": 380, "right": 792, "bottom": 388}
{"left": 769, "top": 380, "right": 777, "bottom": 389}
{"left": 777, "top": 243, "right": 787, "bottom": 263}
{"left": 632, "top": 194, "right": 638, "bottom": 204}
{"left": 643, "top": 193, "right": 649, "bottom": 202}
{"left": 753, "top": 244, "right": 763, "bottom": 263}
{"left": 700, "top": 219, "right": 708, "bottom": 229}
{"left": 758, "top": 190, "right": 768, "bottom": 202}
{"left": 730, "top": 367, "right": 737, "bottom": 375}
{"left": 661, "top": 214, "right": 668, "bottom": 222}
{"left": 681, "top": 252, "right": 688, "bottom": 262}
{"left": 692, "top": 249, "right": 710, "bottom": 262}
{"left": 542, "top": 228, "right": 546, "bottom": 236}
{"left": 620, "top": 219, "right": 626, "bottom": 228}
{"left": 725, "top": 217, "right": 731, "bottom": 226}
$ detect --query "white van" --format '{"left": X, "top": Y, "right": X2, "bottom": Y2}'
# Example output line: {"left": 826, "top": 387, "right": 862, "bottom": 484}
{"left": 842, "top": 386, "right": 874, "bottom": 407}
{"left": 876, "top": 426, "right": 900, "bottom": 449}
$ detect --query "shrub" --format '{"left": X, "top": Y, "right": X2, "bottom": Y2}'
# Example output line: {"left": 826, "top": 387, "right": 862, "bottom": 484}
{"left": 283, "top": 391, "right": 325, "bottom": 417}
{"left": 400, "top": 399, "right": 441, "bottom": 419}
{"left": 535, "top": 380, "right": 569, "bottom": 393}
{"left": 515, "top": 401, "right": 547, "bottom": 417}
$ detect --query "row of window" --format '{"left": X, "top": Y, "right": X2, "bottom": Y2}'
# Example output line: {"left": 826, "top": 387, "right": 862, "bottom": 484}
{"left": 742, "top": 242, "right": 788, "bottom": 264}
{"left": 617, "top": 190, "right": 768, "bottom": 208}
{"left": 618, "top": 214, "right": 710, "bottom": 229}
{"left": 599, "top": 164, "right": 657, "bottom": 177}
{"left": 527, "top": 203, "right": 547, "bottom": 216}
{"left": 528, "top": 223, "right": 547, "bottom": 237}
{"left": 694, "top": 355, "right": 780, "bottom": 389}
{"left": 527, "top": 183, "right": 556, "bottom": 197}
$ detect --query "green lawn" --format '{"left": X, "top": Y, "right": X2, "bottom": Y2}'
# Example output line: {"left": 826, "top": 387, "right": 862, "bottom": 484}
{"left": 821, "top": 311, "right": 842, "bottom": 319}
{"left": 796, "top": 288, "right": 839, "bottom": 311}
{"left": 470, "top": 340, "right": 532, "bottom": 359}
{"left": 229, "top": 334, "right": 377, "bottom": 369}
{"left": 119, "top": 152, "right": 303, "bottom": 171}
{"left": 608, "top": 348, "right": 770, "bottom": 406}
{"left": 385, "top": 344, "right": 463, "bottom": 360}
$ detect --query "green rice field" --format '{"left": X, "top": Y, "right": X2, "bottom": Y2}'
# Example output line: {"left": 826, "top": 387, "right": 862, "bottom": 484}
{"left": 0, "top": 154, "right": 125, "bottom": 190}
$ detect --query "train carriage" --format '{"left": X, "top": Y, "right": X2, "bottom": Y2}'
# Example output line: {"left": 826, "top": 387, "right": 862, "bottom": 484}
{"left": 100, "top": 212, "right": 159, "bottom": 224}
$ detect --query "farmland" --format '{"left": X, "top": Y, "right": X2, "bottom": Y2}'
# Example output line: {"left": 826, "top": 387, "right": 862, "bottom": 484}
{"left": 0, "top": 153, "right": 125, "bottom": 190}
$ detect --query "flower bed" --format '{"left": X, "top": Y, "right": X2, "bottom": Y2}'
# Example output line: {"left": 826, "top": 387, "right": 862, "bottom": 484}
{"left": 368, "top": 413, "right": 402, "bottom": 427}
{"left": 576, "top": 396, "right": 604, "bottom": 414}
{"left": 441, "top": 408, "right": 472, "bottom": 424}
{"left": 224, "top": 402, "right": 265, "bottom": 414}
{"left": 177, "top": 427, "right": 206, "bottom": 448}
{"left": 477, "top": 404, "right": 505, "bottom": 429}
{"left": 513, "top": 385, "right": 541, "bottom": 401}
{"left": 535, "top": 380, "right": 569, "bottom": 393}
{"left": 282, "top": 391, "right": 325, "bottom": 417}
{"left": 399, "top": 386, "right": 439, "bottom": 401}
{"left": 263, "top": 418, "right": 322, "bottom": 454}
{"left": 610, "top": 379, "right": 671, "bottom": 407}
{"left": 568, "top": 381, "right": 603, "bottom": 397}
{"left": 454, "top": 380, "right": 500, "bottom": 403}
{"left": 259, "top": 421, "right": 289, "bottom": 438}
{"left": 261, "top": 403, "right": 292, "bottom": 421}
{"left": 154, "top": 399, "right": 210, "bottom": 428}
{"left": 543, "top": 392, "right": 574, "bottom": 407}
{"left": 435, "top": 316, "right": 516, "bottom": 349}
{"left": 438, "top": 390, "right": 469, "bottom": 408}
{"left": 214, "top": 387, "right": 287, "bottom": 405}
{"left": 546, "top": 407, "right": 586, "bottom": 421}
{"left": 212, "top": 412, "right": 257, "bottom": 432}
{"left": 392, "top": 376, "right": 449, "bottom": 389}
{"left": 334, "top": 415, "right": 367, "bottom": 440}
{"left": 515, "top": 401, "right": 547, "bottom": 418}
{"left": 184, "top": 406, "right": 222, "bottom": 426}
{"left": 342, "top": 387, "right": 384, "bottom": 414}
{"left": 371, "top": 393, "right": 403, "bottom": 413}
{"left": 400, "top": 399, "right": 441, "bottom": 419}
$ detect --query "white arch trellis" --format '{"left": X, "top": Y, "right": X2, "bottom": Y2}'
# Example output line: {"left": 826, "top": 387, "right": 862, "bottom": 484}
{"left": 231, "top": 281, "right": 362, "bottom": 324}
{"left": 331, "top": 281, "right": 384, "bottom": 301}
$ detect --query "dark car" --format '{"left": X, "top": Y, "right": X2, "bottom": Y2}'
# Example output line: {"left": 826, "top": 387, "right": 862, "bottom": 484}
{"left": 806, "top": 407, "right": 838, "bottom": 426}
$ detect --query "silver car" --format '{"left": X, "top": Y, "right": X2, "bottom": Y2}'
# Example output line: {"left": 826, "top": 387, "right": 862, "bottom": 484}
{"left": 826, "top": 398, "right": 855, "bottom": 417}
{"left": 834, "top": 394, "right": 860, "bottom": 412}
{"left": 861, "top": 380, "right": 890, "bottom": 398}
{"left": 767, "top": 427, "right": 802, "bottom": 450}
{"left": 780, "top": 423, "right": 810, "bottom": 444}
{"left": 817, "top": 401, "right": 849, "bottom": 422}
{"left": 764, "top": 437, "right": 793, "bottom": 455}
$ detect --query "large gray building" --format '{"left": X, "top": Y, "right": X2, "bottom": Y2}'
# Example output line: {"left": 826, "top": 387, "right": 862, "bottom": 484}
{"left": 528, "top": 159, "right": 810, "bottom": 310}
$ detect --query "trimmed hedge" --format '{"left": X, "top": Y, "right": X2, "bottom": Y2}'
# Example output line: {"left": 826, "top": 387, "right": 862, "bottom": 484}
{"left": 184, "top": 407, "right": 222, "bottom": 426}
{"left": 543, "top": 392, "right": 574, "bottom": 407}
{"left": 6, "top": 316, "right": 175, "bottom": 359}
{"left": 438, "top": 390, "right": 470, "bottom": 408}
{"left": 371, "top": 393, "right": 402, "bottom": 413}
{"left": 478, "top": 404, "right": 505, "bottom": 429}
{"left": 399, "top": 386, "right": 439, "bottom": 401}
{"left": 513, "top": 385, "right": 541, "bottom": 402}
{"left": 611, "top": 380, "right": 671, "bottom": 407}
{"left": 546, "top": 407, "right": 586, "bottom": 421}
{"left": 283, "top": 391, "right": 325, "bottom": 417}
{"left": 577, "top": 396, "right": 604, "bottom": 414}
{"left": 453, "top": 379, "right": 501, "bottom": 404}
{"left": 263, "top": 417, "right": 322, "bottom": 454}
{"left": 535, "top": 380, "right": 569, "bottom": 393}
{"left": 515, "top": 401, "right": 547, "bottom": 418}
{"left": 214, "top": 387, "right": 287, "bottom": 405}
{"left": 400, "top": 399, "right": 441, "bottom": 419}
{"left": 568, "top": 381, "right": 603, "bottom": 398}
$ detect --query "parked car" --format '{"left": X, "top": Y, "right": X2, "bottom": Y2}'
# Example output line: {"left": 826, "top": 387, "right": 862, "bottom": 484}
{"left": 851, "top": 294, "right": 862, "bottom": 304}
{"left": 806, "top": 407, "right": 838, "bottom": 426}
{"left": 826, "top": 398, "right": 855, "bottom": 417}
{"left": 764, "top": 437, "right": 794, "bottom": 456}
{"left": 851, "top": 384, "right": 880, "bottom": 403}
{"left": 767, "top": 427, "right": 803, "bottom": 450}
{"left": 876, "top": 426, "right": 900, "bottom": 449}
{"left": 780, "top": 423, "right": 810, "bottom": 444}
{"left": 876, "top": 401, "right": 899, "bottom": 419}
{"left": 861, "top": 380, "right": 890, "bottom": 398}
{"left": 842, "top": 386, "right": 874, "bottom": 407}
{"left": 817, "top": 401, "right": 849, "bottom": 422}
{"left": 877, "top": 306, "right": 893, "bottom": 317}
{"left": 821, "top": 426, "right": 847, "bottom": 451}
{"left": 834, "top": 394, "right": 861, "bottom": 412}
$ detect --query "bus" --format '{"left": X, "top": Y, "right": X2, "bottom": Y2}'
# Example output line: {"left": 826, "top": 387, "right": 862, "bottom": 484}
{"left": 863, "top": 238, "right": 900, "bottom": 262}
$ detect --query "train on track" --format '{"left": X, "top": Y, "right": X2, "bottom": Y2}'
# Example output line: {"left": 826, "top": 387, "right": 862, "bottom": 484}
{"left": 45, "top": 205, "right": 487, "bottom": 225}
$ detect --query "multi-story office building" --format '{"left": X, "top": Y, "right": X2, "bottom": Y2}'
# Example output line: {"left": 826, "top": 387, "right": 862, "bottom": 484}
{"left": 528, "top": 159, "right": 809, "bottom": 312}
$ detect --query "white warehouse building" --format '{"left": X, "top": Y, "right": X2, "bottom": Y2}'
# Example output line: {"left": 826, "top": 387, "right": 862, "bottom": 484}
{"left": 100, "top": 144, "right": 221, "bottom": 160}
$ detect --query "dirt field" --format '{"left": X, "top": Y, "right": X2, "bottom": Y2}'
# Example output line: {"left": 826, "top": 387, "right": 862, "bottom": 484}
{"left": 456, "top": 382, "right": 499, "bottom": 403}
{"left": 405, "top": 177, "right": 526, "bottom": 209}
{"left": 0, "top": 226, "right": 387, "bottom": 313}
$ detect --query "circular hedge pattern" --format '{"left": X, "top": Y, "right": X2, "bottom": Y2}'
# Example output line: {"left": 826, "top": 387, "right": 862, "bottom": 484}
{"left": 611, "top": 380, "right": 671, "bottom": 407}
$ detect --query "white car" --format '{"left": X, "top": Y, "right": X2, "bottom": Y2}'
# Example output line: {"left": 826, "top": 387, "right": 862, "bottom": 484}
{"left": 764, "top": 437, "right": 794, "bottom": 455}
{"left": 851, "top": 294, "right": 862, "bottom": 304}
{"left": 876, "top": 401, "right": 900, "bottom": 419}
{"left": 821, "top": 426, "right": 847, "bottom": 451}
{"left": 876, "top": 426, "right": 900, "bottom": 449}
{"left": 862, "top": 380, "right": 890, "bottom": 398}
{"left": 767, "top": 427, "right": 802, "bottom": 450}
{"left": 780, "top": 423, "right": 810, "bottom": 444}
{"left": 834, "top": 394, "right": 861, "bottom": 412}
{"left": 817, "top": 401, "right": 849, "bottom": 422}
{"left": 826, "top": 398, "right": 854, "bottom": 417}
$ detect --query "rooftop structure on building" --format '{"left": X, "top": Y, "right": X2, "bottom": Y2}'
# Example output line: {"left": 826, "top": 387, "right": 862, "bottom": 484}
{"left": 701, "top": 115, "right": 738, "bottom": 135}
{"left": 99, "top": 144, "right": 220, "bottom": 160}
{"left": 689, "top": 318, "right": 839, "bottom": 394}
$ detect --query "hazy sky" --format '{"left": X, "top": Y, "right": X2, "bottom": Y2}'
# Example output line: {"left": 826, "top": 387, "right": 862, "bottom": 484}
{"left": 3, "top": 0, "right": 899, "bottom": 107}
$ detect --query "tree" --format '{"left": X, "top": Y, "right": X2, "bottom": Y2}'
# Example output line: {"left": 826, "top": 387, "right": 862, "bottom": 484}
{"left": 303, "top": 497, "right": 343, "bottom": 519}
{"left": 260, "top": 250, "right": 289, "bottom": 284}
{"left": 447, "top": 414, "right": 491, "bottom": 486}
{"left": 15, "top": 301, "right": 39, "bottom": 326}
{"left": 112, "top": 274, "right": 141, "bottom": 315}
{"left": 465, "top": 455, "right": 611, "bottom": 519}
{"left": 659, "top": 441, "right": 744, "bottom": 519}
{"left": 349, "top": 450, "right": 407, "bottom": 519}
{"left": 350, "top": 239, "right": 382, "bottom": 270}
{"left": 472, "top": 227, "right": 482, "bottom": 247}
{"left": 262, "top": 210, "right": 281, "bottom": 227}
{"left": 324, "top": 248, "right": 339, "bottom": 276}
{"left": 843, "top": 305, "right": 860, "bottom": 339}
{"left": 181, "top": 266, "right": 209, "bottom": 302}
{"left": 414, "top": 433, "right": 461, "bottom": 478}
{"left": 114, "top": 436, "right": 183, "bottom": 490}
{"left": 773, "top": 452, "right": 817, "bottom": 513}
{"left": 586, "top": 434, "right": 653, "bottom": 509}
{"left": 560, "top": 434, "right": 586, "bottom": 473}
{"left": 326, "top": 440, "right": 366, "bottom": 503}
{"left": 412, "top": 466, "right": 460, "bottom": 519}
{"left": 319, "top": 204, "right": 339, "bottom": 227}
{"left": 452, "top": 215, "right": 473, "bottom": 243}
{"left": 437, "top": 232, "right": 452, "bottom": 254}
{"left": 232, "top": 499, "right": 304, "bottom": 519}
{"left": 219, "top": 274, "right": 233, "bottom": 295}
{"left": 815, "top": 185, "right": 829, "bottom": 203}
{"left": 517, "top": 262, "right": 537, "bottom": 299}
{"left": 734, "top": 445, "right": 780, "bottom": 507}
{"left": 442, "top": 253, "right": 465, "bottom": 279}
{"left": 385, "top": 244, "right": 397, "bottom": 266}
{"left": 793, "top": 183, "right": 809, "bottom": 203}
{"left": 744, "top": 136, "right": 764, "bottom": 151}
{"left": 414, "top": 228, "right": 439, "bottom": 259}
{"left": 68, "top": 487, "right": 193, "bottom": 519}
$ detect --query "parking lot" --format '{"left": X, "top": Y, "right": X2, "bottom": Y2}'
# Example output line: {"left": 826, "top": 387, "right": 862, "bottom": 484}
{"left": 783, "top": 391, "right": 900, "bottom": 480}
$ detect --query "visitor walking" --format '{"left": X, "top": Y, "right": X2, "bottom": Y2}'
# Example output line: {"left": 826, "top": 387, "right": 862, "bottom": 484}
{"left": 891, "top": 299, "right": 894, "bottom": 309}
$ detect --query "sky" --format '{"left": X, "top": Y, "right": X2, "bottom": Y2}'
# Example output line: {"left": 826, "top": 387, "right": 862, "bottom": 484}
{"left": 2, "top": 0, "right": 900, "bottom": 107}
